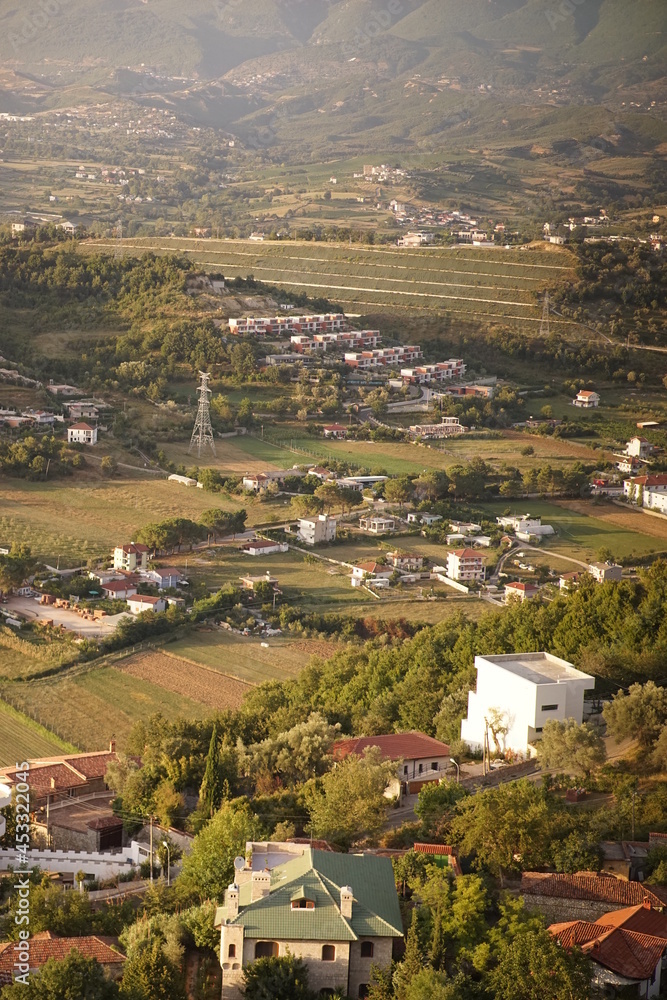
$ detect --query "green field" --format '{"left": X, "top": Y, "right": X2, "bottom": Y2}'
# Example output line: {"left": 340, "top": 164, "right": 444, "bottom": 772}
{"left": 3, "top": 666, "right": 213, "bottom": 751}
{"left": 480, "top": 499, "right": 667, "bottom": 562}
{"left": 0, "top": 700, "right": 76, "bottom": 767}
{"left": 163, "top": 630, "right": 329, "bottom": 686}
{"left": 83, "top": 238, "right": 578, "bottom": 332}
{"left": 270, "top": 430, "right": 609, "bottom": 477}
{"left": 0, "top": 477, "right": 259, "bottom": 566}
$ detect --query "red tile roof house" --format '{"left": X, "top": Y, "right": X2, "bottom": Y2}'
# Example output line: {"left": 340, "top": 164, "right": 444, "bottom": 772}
{"left": 0, "top": 932, "right": 125, "bottom": 986}
{"left": 100, "top": 579, "right": 137, "bottom": 600}
{"left": 549, "top": 902, "right": 667, "bottom": 997}
{"left": 503, "top": 581, "right": 539, "bottom": 604}
{"left": 520, "top": 871, "right": 667, "bottom": 925}
{"left": 333, "top": 732, "right": 452, "bottom": 799}
{"left": 0, "top": 747, "right": 120, "bottom": 813}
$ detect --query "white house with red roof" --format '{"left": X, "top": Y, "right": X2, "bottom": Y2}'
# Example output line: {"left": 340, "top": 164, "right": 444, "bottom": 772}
{"left": 504, "top": 581, "right": 539, "bottom": 603}
{"left": 624, "top": 473, "right": 667, "bottom": 510}
{"left": 446, "top": 548, "right": 485, "bottom": 582}
{"left": 323, "top": 424, "right": 347, "bottom": 439}
{"left": 351, "top": 561, "right": 394, "bottom": 584}
{"left": 572, "top": 389, "right": 600, "bottom": 408}
{"left": 126, "top": 594, "right": 166, "bottom": 615}
{"left": 67, "top": 422, "right": 97, "bottom": 445}
{"left": 549, "top": 903, "right": 667, "bottom": 997}
{"left": 101, "top": 579, "right": 137, "bottom": 600}
{"left": 113, "top": 542, "right": 150, "bottom": 572}
{"left": 333, "top": 732, "right": 452, "bottom": 795}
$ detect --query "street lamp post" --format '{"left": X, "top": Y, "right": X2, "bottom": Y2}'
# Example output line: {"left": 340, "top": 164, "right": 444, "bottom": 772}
{"left": 450, "top": 758, "right": 460, "bottom": 784}
{"left": 162, "top": 840, "right": 171, "bottom": 887}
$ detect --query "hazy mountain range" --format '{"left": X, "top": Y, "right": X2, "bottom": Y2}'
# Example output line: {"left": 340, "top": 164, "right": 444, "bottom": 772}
{"left": 1, "top": 0, "right": 665, "bottom": 157}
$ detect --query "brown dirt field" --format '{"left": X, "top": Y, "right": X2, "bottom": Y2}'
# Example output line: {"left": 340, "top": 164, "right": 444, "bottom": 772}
{"left": 290, "top": 639, "right": 340, "bottom": 660}
{"left": 555, "top": 499, "right": 667, "bottom": 541}
{"left": 117, "top": 650, "right": 250, "bottom": 710}
{"left": 502, "top": 430, "right": 612, "bottom": 463}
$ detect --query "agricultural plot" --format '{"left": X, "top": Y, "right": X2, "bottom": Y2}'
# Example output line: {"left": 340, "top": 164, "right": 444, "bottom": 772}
{"left": 0, "top": 478, "right": 254, "bottom": 566}
{"left": 268, "top": 430, "right": 609, "bottom": 477}
{"left": 159, "top": 434, "right": 290, "bottom": 475}
{"left": 82, "top": 238, "right": 577, "bottom": 332}
{"left": 116, "top": 649, "right": 250, "bottom": 709}
{"left": 161, "top": 629, "right": 337, "bottom": 686}
{"left": 3, "top": 667, "right": 213, "bottom": 751}
{"left": 0, "top": 700, "right": 75, "bottom": 767}
{"left": 479, "top": 499, "right": 667, "bottom": 562}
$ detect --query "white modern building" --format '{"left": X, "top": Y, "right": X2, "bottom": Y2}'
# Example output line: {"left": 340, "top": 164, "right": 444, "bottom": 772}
{"left": 496, "top": 515, "right": 554, "bottom": 538}
{"left": 297, "top": 515, "right": 337, "bottom": 546}
{"left": 460, "top": 652, "right": 595, "bottom": 756}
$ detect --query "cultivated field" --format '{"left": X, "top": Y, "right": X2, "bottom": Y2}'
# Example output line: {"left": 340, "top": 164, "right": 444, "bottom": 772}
{"left": 116, "top": 648, "right": 251, "bottom": 709}
{"left": 274, "top": 430, "right": 611, "bottom": 477}
{"left": 0, "top": 478, "right": 257, "bottom": 566}
{"left": 162, "top": 629, "right": 338, "bottom": 686}
{"left": 480, "top": 499, "right": 667, "bottom": 562}
{"left": 3, "top": 666, "right": 214, "bottom": 751}
{"left": 0, "top": 700, "right": 76, "bottom": 767}
{"left": 82, "top": 238, "right": 578, "bottom": 332}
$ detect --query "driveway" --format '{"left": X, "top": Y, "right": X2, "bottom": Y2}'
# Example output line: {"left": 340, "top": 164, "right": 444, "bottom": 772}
{"left": 6, "top": 596, "right": 128, "bottom": 637}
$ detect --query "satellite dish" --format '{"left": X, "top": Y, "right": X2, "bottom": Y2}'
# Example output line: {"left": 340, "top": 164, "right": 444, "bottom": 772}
{"left": 234, "top": 856, "right": 246, "bottom": 871}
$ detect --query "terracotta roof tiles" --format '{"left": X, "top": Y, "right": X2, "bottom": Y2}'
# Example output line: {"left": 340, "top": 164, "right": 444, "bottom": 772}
{"left": 0, "top": 936, "right": 125, "bottom": 975}
{"left": 521, "top": 872, "right": 667, "bottom": 908}
{"left": 334, "top": 732, "right": 450, "bottom": 763}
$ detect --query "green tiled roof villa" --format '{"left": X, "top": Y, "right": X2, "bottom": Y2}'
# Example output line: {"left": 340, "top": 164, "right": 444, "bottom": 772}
{"left": 215, "top": 844, "right": 403, "bottom": 999}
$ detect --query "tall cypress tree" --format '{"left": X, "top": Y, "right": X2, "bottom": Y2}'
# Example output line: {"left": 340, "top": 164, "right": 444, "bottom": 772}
{"left": 393, "top": 910, "right": 424, "bottom": 1000}
{"left": 199, "top": 724, "right": 223, "bottom": 818}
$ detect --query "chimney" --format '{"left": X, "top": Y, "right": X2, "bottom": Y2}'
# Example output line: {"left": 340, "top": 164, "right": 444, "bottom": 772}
{"left": 340, "top": 885, "right": 353, "bottom": 919}
{"left": 109, "top": 738, "right": 116, "bottom": 753}
{"left": 251, "top": 870, "right": 271, "bottom": 902}
{"left": 226, "top": 883, "right": 239, "bottom": 918}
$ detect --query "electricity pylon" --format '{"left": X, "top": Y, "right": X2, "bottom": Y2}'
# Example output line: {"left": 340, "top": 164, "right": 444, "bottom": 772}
{"left": 539, "top": 291, "right": 550, "bottom": 336}
{"left": 113, "top": 218, "right": 124, "bottom": 260}
{"left": 188, "top": 371, "right": 216, "bottom": 457}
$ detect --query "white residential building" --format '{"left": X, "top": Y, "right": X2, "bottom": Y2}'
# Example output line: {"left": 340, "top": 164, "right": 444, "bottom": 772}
{"left": 359, "top": 516, "right": 396, "bottom": 535}
{"left": 445, "top": 549, "right": 485, "bottom": 583}
{"left": 407, "top": 512, "right": 442, "bottom": 526}
{"left": 624, "top": 474, "right": 667, "bottom": 503}
{"left": 461, "top": 652, "right": 595, "bottom": 756}
{"left": 67, "top": 422, "right": 97, "bottom": 445}
{"left": 126, "top": 595, "right": 166, "bottom": 615}
{"left": 588, "top": 562, "right": 622, "bottom": 583}
{"left": 113, "top": 543, "right": 150, "bottom": 573}
{"left": 297, "top": 515, "right": 337, "bottom": 546}
{"left": 572, "top": 390, "right": 600, "bottom": 408}
{"left": 626, "top": 436, "right": 654, "bottom": 460}
{"left": 644, "top": 489, "right": 667, "bottom": 514}
{"left": 240, "top": 539, "right": 289, "bottom": 557}
{"left": 496, "top": 515, "right": 554, "bottom": 536}
{"left": 409, "top": 418, "right": 465, "bottom": 439}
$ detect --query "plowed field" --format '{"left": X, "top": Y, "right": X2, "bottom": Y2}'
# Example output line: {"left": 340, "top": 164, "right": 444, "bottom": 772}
{"left": 117, "top": 650, "right": 250, "bottom": 710}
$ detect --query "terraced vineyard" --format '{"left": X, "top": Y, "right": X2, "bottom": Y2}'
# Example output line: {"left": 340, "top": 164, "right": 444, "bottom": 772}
{"left": 82, "top": 238, "right": 578, "bottom": 333}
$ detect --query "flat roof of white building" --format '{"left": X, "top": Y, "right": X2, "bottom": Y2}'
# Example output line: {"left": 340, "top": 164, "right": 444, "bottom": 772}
{"left": 477, "top": 652, "right": 594, "bottom": 686}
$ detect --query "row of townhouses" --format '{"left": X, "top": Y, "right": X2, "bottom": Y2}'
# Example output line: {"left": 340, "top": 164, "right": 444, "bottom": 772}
{"left": 229, "top": 314, "right": 347, "bottom": 337}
